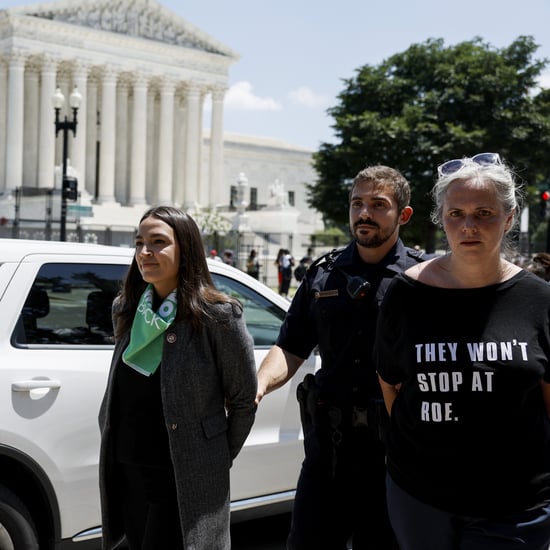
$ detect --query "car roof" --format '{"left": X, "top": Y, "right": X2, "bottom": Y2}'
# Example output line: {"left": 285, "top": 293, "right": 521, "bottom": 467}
{"left": 0, "top": 238, "right": 135, "bottom": 262}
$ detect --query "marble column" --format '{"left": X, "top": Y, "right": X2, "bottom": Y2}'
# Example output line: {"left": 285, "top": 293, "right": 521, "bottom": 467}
{"left": 129, "top": 75, "right": 148, "bottom": 205}
{"left": 85, "top": 80, "right": 98, "bottom": 198}
{"left": 38, "top": 57, "right": 57, "bottom": 189}
{"left": 115, "top": 81, "right": 129, "bottom": 202}
{"left": 183, "top": 83, "right": 201, "bottom": 209}
{"left": 23, "top": 67, "right": 39, "bottom": 188}
{"left": 146, "top": 88, "right": 156, "bottom": 202}
{"left": 72, "top": 63, "right": 88, "bottom": 193}
{"left": 157, "top": 80, "right": 175, "bottom": 204}
{"left": 197, "top": 91, "right": 206, "bottom": 206}
{"left": 209, "top": 85, "right": 226, "bottom": 207}
{"left": 173, "top": 94, "right": 186, "bottom": 207}
{"left": 0, "top": 63, "right": 7, "bottom": 194}
{"left": 97, "top": 69, "right": 117, "bottom": 204}
{"left": 5, "top": 52, "right": 26, "bottom": 192}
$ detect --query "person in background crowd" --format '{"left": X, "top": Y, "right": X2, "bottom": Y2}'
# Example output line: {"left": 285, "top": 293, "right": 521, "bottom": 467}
{"left": 275, "top": 248, "right": 285, "bottom": 290}
{"left": 209, "top": 248, "right": 222, "bottom": 262}
{"left": 246, "top": 249, "right": 260, "bottom": 279}
{"left": 293, "top": 257, "right": 309, "bottom": 283}
{"left": 525, "top": 251, "right": 550, "bottom": 281}
{"left": 278, "top": 248, "right": 294, "bottom": 298}
{"left": 301, "top": 246, "right": 314, "bottom": 267}
{"left": 256, "top": 165, "right": 426, "bottom": 549}
{"left": 375, "top": 153, "right": 550, "bottom": 550}
{"left": 222, "top": 249, "right": 235, "bottom": 266}
{"left": 525, "top": 257, "right": 550, "bottom": 280}
{"left": 294, "top": 247, "right": 314, "bottom": 283}
{"left": 98, "top": 206, "right": 257, "bottom": 550}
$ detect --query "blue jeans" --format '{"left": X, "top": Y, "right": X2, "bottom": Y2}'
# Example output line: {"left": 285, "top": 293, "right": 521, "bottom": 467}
{"left": 386, "top": 474, "right": 550, "bottom": 550}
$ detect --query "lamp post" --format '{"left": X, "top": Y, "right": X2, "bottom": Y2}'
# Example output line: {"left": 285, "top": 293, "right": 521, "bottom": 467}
{"left": 52, "top": 85, "right": 81, "bottom": 241}
{"left": 232, "top": 172, "right": 250, "bottom": 269}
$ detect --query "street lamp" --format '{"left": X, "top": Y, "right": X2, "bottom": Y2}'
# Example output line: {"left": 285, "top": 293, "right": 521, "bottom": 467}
{"left": 233, "top": 172, "right": 250, "bottom": 270}
{"left": 52, "top": 85, "right": 81, "bottom": 241}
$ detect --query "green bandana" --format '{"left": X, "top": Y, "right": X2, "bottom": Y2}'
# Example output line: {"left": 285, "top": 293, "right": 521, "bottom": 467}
{"left": 122, "top": 284, "right": 177, "bottom": 376}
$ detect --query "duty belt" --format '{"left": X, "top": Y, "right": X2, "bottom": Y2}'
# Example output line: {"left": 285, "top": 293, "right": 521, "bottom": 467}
{"left": 296, "top": 375, "right": 388, "bottom": 476}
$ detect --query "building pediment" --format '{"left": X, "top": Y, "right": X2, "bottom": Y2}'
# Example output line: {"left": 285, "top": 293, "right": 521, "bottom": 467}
{"left": 7, "top": 0, "right": 237, "bottom": 57}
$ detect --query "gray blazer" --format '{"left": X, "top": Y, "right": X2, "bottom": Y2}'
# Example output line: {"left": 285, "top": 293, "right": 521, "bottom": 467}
{"left": 98, "top": 301, "right": 257, "bottom": 550}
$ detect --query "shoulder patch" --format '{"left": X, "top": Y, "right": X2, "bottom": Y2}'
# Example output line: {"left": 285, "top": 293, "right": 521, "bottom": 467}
{"left": 309, "top": 247, "right": 345, "bottom": 270}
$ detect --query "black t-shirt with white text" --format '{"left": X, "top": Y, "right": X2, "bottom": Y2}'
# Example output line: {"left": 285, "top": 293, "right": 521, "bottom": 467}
{"left": 375, "top": 270, "right": 550, "bottom": 517}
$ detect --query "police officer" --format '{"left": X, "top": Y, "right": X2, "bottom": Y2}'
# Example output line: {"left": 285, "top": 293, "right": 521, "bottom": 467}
{"left": 256, "top": 165, "right": 427, "bottom": 550}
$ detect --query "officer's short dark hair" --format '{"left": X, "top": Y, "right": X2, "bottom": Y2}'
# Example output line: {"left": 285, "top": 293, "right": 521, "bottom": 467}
{"left": 350, "top": 165, "right": 411, "bottom": 212}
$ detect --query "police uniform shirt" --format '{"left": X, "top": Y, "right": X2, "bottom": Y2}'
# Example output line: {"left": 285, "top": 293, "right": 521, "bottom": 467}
{"left": 277, "top": 239, "right": 424, "bottom": 399}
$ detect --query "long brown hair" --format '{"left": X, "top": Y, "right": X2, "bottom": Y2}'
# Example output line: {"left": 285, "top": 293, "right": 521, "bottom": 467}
{"left": 114, "top": 206, "right": 239, "bottom": 340}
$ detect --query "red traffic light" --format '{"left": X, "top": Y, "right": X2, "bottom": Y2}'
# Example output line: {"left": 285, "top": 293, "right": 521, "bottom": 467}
{"left": 542, "top": 190, "right": 550, "bottom": 201}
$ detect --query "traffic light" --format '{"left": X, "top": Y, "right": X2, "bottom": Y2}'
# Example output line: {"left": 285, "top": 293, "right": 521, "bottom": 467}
{"left": 62, "top": 176, "right": 78, "bottom": 201}
{"left": 540, "top": 189, "right": 550, "bottom": 218}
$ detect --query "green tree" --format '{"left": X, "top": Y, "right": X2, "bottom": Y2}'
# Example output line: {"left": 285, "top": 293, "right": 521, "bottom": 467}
{"left": 310, "top": 36, "right": 550, "bottom": 252}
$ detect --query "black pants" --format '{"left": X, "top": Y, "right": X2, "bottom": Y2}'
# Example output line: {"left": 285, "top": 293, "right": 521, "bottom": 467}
{"left": 287, "top": 424, "right": 398, "bottom": 550}
{"left": 118, "top": 463, "right": 183, "bottom": 550}
{"left": 279, "top": 267, "right": 292, "bottom": 295}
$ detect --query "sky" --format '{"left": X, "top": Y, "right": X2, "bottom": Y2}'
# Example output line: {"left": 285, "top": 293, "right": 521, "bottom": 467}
{"left": 4, "top": 0, "right": 550, "bottom": 151}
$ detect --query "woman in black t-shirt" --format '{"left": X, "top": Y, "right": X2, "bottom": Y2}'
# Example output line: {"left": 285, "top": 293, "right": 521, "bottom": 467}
{"left": 375, "top": 153, "right": 550, "bottom": 550}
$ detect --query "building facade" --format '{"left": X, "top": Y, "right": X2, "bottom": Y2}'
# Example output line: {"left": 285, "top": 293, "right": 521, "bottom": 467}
{"left": 0, "top": 0, "right": 324, "bottom": 285}
{"left": 0, "top": 0, "right": 237, "bottom": 207}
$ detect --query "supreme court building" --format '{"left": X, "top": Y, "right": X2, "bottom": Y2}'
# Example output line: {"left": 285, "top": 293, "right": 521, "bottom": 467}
{"left": 0, "top": 0, "right": 323, "bottom": 271}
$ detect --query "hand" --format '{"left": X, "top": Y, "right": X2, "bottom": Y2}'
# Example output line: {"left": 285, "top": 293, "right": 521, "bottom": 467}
{"left": 254, "top": 383, "right": 267, "bottom": 406}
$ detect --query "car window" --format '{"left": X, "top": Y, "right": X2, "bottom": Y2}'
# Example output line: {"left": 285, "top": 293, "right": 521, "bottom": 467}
{"left": 12, "top": 263, "right": 127, "bottom": 347}
{"left": 11, "top": 265, "right": 285, "bottom": 349}
{"left": 211, "top": 273, "right": 285, "bottom": 347}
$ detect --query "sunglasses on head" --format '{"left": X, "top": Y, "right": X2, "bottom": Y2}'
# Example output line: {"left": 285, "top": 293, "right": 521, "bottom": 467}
{"left": 437, "top": 152, "right": 502, "bottom": 177}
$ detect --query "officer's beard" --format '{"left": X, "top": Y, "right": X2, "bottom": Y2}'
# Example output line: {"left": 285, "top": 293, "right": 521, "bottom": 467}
{"left": 352, "top": 218, "right": 400, "bottom": 249}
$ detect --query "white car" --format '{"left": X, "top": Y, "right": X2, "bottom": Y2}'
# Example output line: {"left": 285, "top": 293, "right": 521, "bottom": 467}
{"left": 0, "top": 238, "right": 317, "bottom": 549}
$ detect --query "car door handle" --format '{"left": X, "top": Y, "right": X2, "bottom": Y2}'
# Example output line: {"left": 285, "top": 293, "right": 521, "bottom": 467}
{"left": 11, "top": 380, "right": 62, "bottom": 392}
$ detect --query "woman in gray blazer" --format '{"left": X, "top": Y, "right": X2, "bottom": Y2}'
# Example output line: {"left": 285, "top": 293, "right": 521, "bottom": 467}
{"left": 98, "top": 206, "right": 257, "bottom": 550}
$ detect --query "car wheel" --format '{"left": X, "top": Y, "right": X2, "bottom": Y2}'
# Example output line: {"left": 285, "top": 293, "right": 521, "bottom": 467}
{"left": 0, "top": 486, "right": 38, "bottom": 550}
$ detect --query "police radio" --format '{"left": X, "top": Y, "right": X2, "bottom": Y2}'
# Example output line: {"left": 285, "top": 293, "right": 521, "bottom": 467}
{"left": 345, "top": 274, "right": 371, "bottom": 300}
{"left": 334, "top": 265, "right": 371, "bottom": 300}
